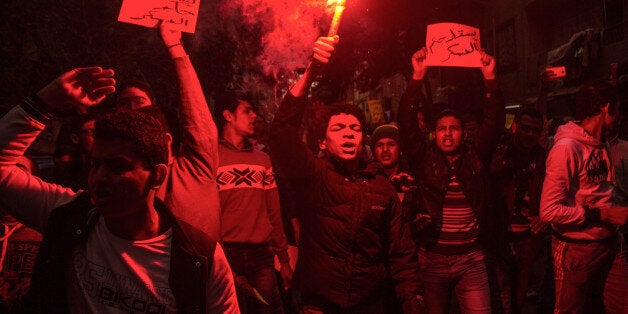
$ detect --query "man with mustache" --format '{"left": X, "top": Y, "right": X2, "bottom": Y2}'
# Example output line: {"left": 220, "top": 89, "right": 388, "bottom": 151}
{"left": 269, "top": 36, "right": 424, "bottom": 313}
{"left": 398, "top": 47, "right": 504, "bottom": 313}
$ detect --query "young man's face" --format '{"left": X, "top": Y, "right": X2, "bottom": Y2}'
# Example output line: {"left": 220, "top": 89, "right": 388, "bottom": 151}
{"left": 603, "top": 102, "right": 621, "bottom": 132}
{"left": 226, "top": 100, "right": 257, "bottom": 138}
{"left": 374, "top": 138, "right": 400, "bottom": 168}
{"left": 73, "top": 120, "right": 96, "bottom": 154}
{"left": 435, "top": 116, "right": 463, "bottom": 153}
{"left": 116, "top": 87, "right": 152, "bottom": 110}
{"left": 463, "top": 120, "right": 479, "bottom": 144}
{"left": 321, "top": 113, "right": 363, "bottom": 161}
{"left": 88, "top": 139, "right": 154, "bottom": 218}
{"left": 514, "top": 115, "right": 543, "bottom": 150}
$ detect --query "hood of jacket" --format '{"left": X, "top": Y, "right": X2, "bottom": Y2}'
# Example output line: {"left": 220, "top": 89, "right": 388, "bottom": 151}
{"left": 554, "top": 121, "right": 604, "bottom": 148}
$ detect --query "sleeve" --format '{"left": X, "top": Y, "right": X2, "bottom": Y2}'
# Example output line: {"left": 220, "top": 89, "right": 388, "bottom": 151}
{"left": 0, "top": 104, "right": 78, "bottom": 233}
{"left": 168, "top": 55, "right": 222, "bottom": 241}
{"left": 387, "top": 195, "right": 425, "bottom": 313}
{"left": 268, "top": 93, "right": 318, "bottom": 180}
{"left": 397, "top": 79, "right": 428, "bottom": 171}
{"left": 540, "top": 143, "right": 586, "bottom": 225}
{"left": 263, "top": 162, "right": 289, "bottom": 263}
{"left": 206, "top": 243, "right": 240, "bottom": 314}
{"left": 474, "top": 79, "right": 506, "bottom": 163}
{"left": 172, "top": 55, "right": 219, "bottom": 178}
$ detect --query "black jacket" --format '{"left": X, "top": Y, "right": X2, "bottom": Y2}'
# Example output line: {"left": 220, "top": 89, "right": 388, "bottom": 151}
{"left": 269, "top": 93, "right": 423, "bottom": 313}
{"left": 23, "top": 193, "right": 216, "bottom": 313}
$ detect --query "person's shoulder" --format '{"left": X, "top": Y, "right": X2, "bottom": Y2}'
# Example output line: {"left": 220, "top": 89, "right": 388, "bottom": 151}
{"left": 174, "top": 219, "right": 217, "bottom": 256}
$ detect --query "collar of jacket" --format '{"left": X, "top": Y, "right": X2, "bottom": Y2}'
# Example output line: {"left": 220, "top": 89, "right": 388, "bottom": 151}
{"left": 324, "top": 155, "right": 383, "bottom": 180}
{"left": 219, "top": 137, "right": 253, "bottom": 152}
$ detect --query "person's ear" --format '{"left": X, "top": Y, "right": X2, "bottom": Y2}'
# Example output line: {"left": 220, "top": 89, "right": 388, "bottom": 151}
{"left": 223, "top": 110, "right": 234, "bottom": 123}
{"left": 601, "top": 102, "right": 611, "bottom": 115}
{"left": 149, "top": 164, "right": 168, "bottom": 189}
{"left": 70, "top": 134, "right": 79, "bottom": 145}
{"left": 165, "top": 133, "right": 174, "bottom": 164}
{"left": 319, "top": 139, "right": 327, "bottom": 150}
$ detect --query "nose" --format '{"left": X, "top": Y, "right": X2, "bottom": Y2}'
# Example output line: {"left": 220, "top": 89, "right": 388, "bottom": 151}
{"left": 89, "top": 164, "right": 108, "bottom": 185}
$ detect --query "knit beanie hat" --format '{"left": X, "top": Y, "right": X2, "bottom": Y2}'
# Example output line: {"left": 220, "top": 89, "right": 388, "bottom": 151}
{"left": 371, "top": 123, "right": 399, "bottom": 145}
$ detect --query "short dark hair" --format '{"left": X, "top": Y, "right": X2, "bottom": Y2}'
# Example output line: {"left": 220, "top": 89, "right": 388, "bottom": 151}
{"left": 95, "top": 110, "right": 169, "bottom": 168}
{"left": 433, "top": 109, "right": 464, "bottom": 130}
{"left": 515, "top": 107, "right": 543, "bottom": 123}
{"left": 116, "top": 80, "right": 155, "bottom": 104}
{"left": 213, "top": 91, "right": 256, "bottom": 134}
{"left": 312, "top": 102, "right": 367, "bottom": 141}
{"left": 136, "top": 105, "right": 171, "bottom": 134}
{"left": 575, "top": 80, "right": 619, "bottom": 121}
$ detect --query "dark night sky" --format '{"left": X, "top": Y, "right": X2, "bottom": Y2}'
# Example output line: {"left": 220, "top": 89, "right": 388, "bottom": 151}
{"left": 0, "top": 0, "right": 495, "bottom": 114}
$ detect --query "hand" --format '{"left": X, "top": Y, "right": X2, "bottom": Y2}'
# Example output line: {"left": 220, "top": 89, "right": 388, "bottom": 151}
{"left": 529, "top": 215, "right": 548, "bottom": 235}
{"left": 411, "top": 47, "right": 428, "bottom": 81}
{"left": 37, "top": 67, "right": 115, "bottom": 111}
{"left": 290, "top": 218, "right": 300, "bottom": 245}
{"left": 279, "top": 262, "right": 293, "bottom": 290}
{"left": 159, "top": 21, "right": 182, "bottom": 48}
{"left": 234, "top": 275, "right": 256, "bottom": 296}
{"left": 489, "top": 144, "right": 509, "bottom": 173}
{"left": 313, "top": 35, "right": 339, "bottom": 64}
{"left": 601, "top": 205, "right": 628, "bottom": 225}
{"left": 390, "top": 172, "right": 417, "bottom": 192}
{"left": 479, "top": 49, "right": 496, "bottom": 80}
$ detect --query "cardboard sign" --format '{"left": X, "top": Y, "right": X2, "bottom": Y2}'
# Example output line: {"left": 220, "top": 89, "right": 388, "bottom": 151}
{"left": 367, "top": 100, "right": 385, "bottom": 124}
{"left": 426, "top": 22, "right": 482, "bottom": 67}
{"left": 118, "top": 0, "right": 200, "bottom": 33}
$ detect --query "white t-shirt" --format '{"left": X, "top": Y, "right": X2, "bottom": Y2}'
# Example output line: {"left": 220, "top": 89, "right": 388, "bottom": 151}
{"left": 66, "top": 217, "right": 176, "bottom": 313}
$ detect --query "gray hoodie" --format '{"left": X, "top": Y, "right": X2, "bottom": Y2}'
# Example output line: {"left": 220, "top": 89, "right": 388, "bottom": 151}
{"left": 540, "top": 122, "right": 617, "bottom": 240}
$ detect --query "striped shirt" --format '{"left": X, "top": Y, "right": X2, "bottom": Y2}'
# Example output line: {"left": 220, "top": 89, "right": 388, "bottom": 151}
{"left": 436, "top": 174, "right": 479, "bottom": 246}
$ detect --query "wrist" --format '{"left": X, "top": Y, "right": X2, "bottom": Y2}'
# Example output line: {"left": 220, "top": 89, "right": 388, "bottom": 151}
{"left": 166, "top": 42, "right": 181, "bottom": 49}
{"left": 411, "top": 71, "right": 426, "bottom": 81}
{"left": 168, "top": 44, "right": 186, "bottom": 59}
{"left": 482, "top": 73, "right": 496, "bottom": 80}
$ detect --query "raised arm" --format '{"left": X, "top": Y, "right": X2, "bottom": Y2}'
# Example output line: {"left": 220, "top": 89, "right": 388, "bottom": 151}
{"left": 160, "top": 22, "right": 218, "bottom": 173}
{"left": 158, "top": 23, "right": 222, "bottom": 240}
{"left": 398, "top": 47, "right": 429, "bottom": 169}
{"left": 269, "top": 36, "right": 339, "bottom": 179}
{"left": 0, "top": 67, "right": 115, "bottom": 232}
{"left": 474, "top": 51, "right": 505, "bottom": 163}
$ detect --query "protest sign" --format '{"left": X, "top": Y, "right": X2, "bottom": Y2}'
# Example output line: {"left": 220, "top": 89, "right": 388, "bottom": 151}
{"left": 426, "top": 22, "right": 482, "bottom": 67}
{"left": 367, "top": 100, "right": 385, "bottom": 125}
{"left": 118, "top": 0, "right": 200, "bottom": 33}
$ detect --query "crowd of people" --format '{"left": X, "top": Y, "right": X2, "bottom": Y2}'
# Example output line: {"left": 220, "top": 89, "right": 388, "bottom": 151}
{"left": 0, "top": 21, "right": 626, "bottom": 314}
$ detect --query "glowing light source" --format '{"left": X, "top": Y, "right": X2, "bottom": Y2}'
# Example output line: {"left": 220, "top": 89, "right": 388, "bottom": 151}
{"left": 327, "top": 0, "right": 346, "bottom": 36}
